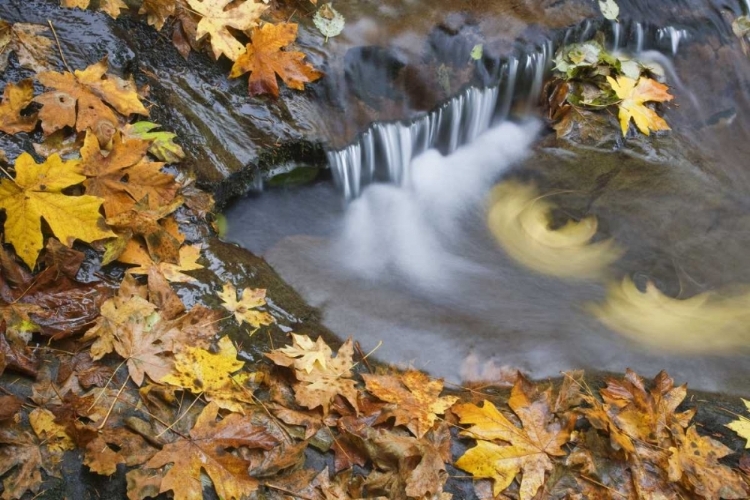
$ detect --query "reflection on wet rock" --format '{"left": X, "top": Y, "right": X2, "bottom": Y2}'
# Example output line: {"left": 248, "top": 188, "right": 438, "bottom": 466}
{"left": 487, "top": 180, "right": 622, "bottom": 279}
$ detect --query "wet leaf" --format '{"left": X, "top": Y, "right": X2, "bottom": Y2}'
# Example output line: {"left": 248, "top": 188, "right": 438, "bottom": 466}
{"left": 145, "top": 402, "right": 277, "bottom": 499}
{"left": 726, "top": 399, "right": 750, "bottom": 448}
{"left": 28, "top": 408, "right": 74, "bottom": 453}
{"left": 487, "top": 180, "right": 622, "bottom": 279}
{"left": 0, "top": 80, "right": 38, "bottom": 134}
{"left": 470, "top": 43, "right": 483, "bottom": 61}
{"left": 363, "top": 370, "right": 458, "bottom": 438}
{"left": 219, "top": 282, "right": 275, "bottom": 328}
{"left": 599, "top": 0, "right": 619, "bottom": 20}
{"left": 0, "top": 153, "right": 114, "bottom": 268}
{"left": 187, "top": 0, "right": 267, "bottom": 61}
{"left": 139, "top": 0, "right": 176, "bottom": 31}
{"left": 61, "top": 0, "right": 128, "bottom": 18}
{"left": 123, "top": 121, "right": 186, "bottom": 163}
{"left": 230, "top": 22, "right": 323, "bottom": 98}
{"left": 0, "top": 424, "right": 56, "bottom": 500}
{"left": 0, "top": 19, "right": 55, "bottom": 73}
{"left": 454, "top": 378, "right": 572, "bottom": 499}
{"left": 607, "top": 75, "right": 673, "bottom": 136}
{"left": 79, "top": 425, "right": 157, "bottom": 475}
{"left": 34, "top": 57, "right": 148, "bottom": 144}
{"left": 0, "top": 396, "right": 22, "bottom": 422}
{"left": 313, "top": 3, "right": 345, "bottom": 40}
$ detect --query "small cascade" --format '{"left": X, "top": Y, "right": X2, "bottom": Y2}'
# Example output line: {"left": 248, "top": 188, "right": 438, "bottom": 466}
{"left": 328, "top": 21, "right": 690, "bottom": 199}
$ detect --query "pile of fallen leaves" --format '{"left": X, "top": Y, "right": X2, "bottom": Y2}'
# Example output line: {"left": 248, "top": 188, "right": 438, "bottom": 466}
{"left": 545, "top": 37, "right": 674, "bottom": 139}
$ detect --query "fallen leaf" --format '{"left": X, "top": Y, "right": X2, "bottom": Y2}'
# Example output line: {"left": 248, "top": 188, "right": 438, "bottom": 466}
{"left": 170, "top": 0, "right": 202, "bottom": 59}
{"left": 607, "top": 75, "right": 673, "bottom": 136}
{"left": 0, "top": 424, "right": 57, "bottom": 500}
{"left": 79, "top": 425, "right": 157, "bottom": 475}
{"left": 313, "top": 3, "right": 345, "bottom": 41}
{"left": 28, "top": 408, "right": 74, "bottom": 453}
{"left": 61, "top": 0, "right": 128, "bottom": 18}
{"left": 119, "top": 243, "right": 203, "bottom": 282}
{"left": 219, "top": 282, "right": 275, "bottom": 328}
{"left": 454, "top": 379, "right": 572, "bottom": 499}
{"left": 123, "top": 121, "right": 186, "bottom": 163}
{"left": 0, "top": 20, "right": 55, "bottom": 73}
{"left": 266, "top": 332, "right": 331, "bottom": 373}
{"left": 0, "top": 396, "right": 22, "bottom": 422}
{"left": 230, "top": 22, "right": 323, "bottom": 97}
{"left": 363, "top": 370, "right": 458, "bottom": 438}
{"left": 187, "top": 0, "right": 267, "bottom": 60}
{"left": 160, "top": 336, "right": 259, "bottom": 412}
{"left": 139, "top": 0, "right": 176, "bottom": 31}
{"left": 0, "top": 152, "right": 114, "bottom": 268}
{"left": 81, "top": 131, "right": 179, "bottom": 216}
{"left": 726, "top": 399, "right": 750, "bottom": 448}
{"left": 487, "top": 180, "right": 622, "bottom": 279}
{"left": 0, "top": 80, "right": 38, "bottom": 134}
{"left": 145, "top": 401, "right": 277, "bottom": 499}
{"left": 34, "top": 57, "right": 148, "bottom": 144}
{"left": 599, "top": 0, "right": 619, "bottom": 20}
{"left": 126, "top": 469, "right": 163, "bottom": 500}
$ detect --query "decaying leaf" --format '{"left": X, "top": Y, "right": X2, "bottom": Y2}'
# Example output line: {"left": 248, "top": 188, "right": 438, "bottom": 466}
{"left": 591, "top": 277, "right": 750, "bottom": 352}
{"left": 454, "top": 379, "right": 572, "bottom": 499}
{"left": 139, "top": 0, "right": 176, "bottom": 31}
{"left": 599, "top": 0, "right": 619, "bottom": 20}
{"left": 122, "top": 121, "right": 186, "bottom": 163}
{"left": 29, "top": 408, "right": 74, "bottom": 453}
{"left": 0, "top": 19, "right": 55, "bottom": 73}
{"left": 726, "top": 399, "right": 750, "bottom": 448}
{"left": 0, "top": 422, "right": 63, "bottom": 500}
{"left": 145, "top": 402, "right": 277, "bottom": 499}
{"left": 313, "top": 3, "right": 345, "bottom": 41}
{"left": 34, "top": 57, "right": 148, "bottom": 144}
{"left": 0, "top": 79, "right": 38, "bottom": 135}
{"left": 61, "top": 0, "right": 128, "bottom": 18}
{"left": 119, "top": 243, "right": 203, "bottom": 282}
{"left": 364, "top": 370, "right": 458, "bottom": 438}
{"left": 0, "top": 152, "right": 114, "bottom": 268}
{"left": 607, "top": 75, "right": 673, "bottom": 136}
{"left": 230, "top": 22, "right": 323, "bottom": 97}
{"left": 79, "top": 425, "right": 157, "bottom": 476}
{"left": 487, "top": 180, "right": 622, "bottom": 279}
{"left": 187, "top": 0, "right": 267, "bottom": 61}
{"left": 219, "top": 282, "right": 275, "bottom": 329}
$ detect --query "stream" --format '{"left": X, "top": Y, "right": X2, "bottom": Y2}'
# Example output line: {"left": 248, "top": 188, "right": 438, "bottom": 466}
{"left": 226, "top": 2, "right": 750, "bottom": 394}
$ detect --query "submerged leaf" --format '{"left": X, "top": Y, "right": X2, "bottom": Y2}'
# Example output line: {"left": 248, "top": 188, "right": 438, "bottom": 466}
{"left": 313, "top": 3, "right": 345, "bottom": 40}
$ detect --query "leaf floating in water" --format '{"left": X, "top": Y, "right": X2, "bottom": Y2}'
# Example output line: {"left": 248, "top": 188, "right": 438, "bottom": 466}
{"left": 313, "top": 3, "right": 345, "bottom": 41}
{"left": 470, "top": 44, "right": 483, "bottom": 61}
{"left": 591, "top": 277, "right": 750, "bottom": 353}
{"left": 486, "top": 181, "right": 622, "bottom": 279}
{"left": 598, "top": 0, "right": 619, "bottom": 21}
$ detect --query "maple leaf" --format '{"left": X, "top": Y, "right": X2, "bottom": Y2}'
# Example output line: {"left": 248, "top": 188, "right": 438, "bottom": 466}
{"left": 0, "top": 79, "right": 38, "bottom": 134}
{"left": 607, "top": 75, "right": 673, "bottom": 136}
{"left": 160, "top": 336, "right": 260, "bottom": 412}
{"left": 219, "top": 282, "right": 275, "bottom": 328}
{"left": 34, "top": 57, "right": 148, "bottom": 144}
{"left": 78, "top": 425, "right": 157, "bottom": 475}
{"left": 454, "top": 379, "right": 572, "bottom": 499}
{"left": 230, "top": 22, "right": 323, "bottom": 97}
{"left": 81, "top": 131, "right": 179, "bottom": 216}
{"left": 187, "top": 0, "right": 267, "bottom": 61}
{"left": 119, "top": 242, "right": 203, "bottom": 282}
{"left": 0, "top": 421, "right": 64, "bottom": 500}
{"left": 726, "top": 398, "right": 750, "bottom": 448}
{"left": 145, "top": 401, "right": 277, "bottom": 500}
{"left": 61, "top": 0, "right": 128, "bottom": 18}
{"left": 28, "top": 408, "right": 74, "bottom": 453}
{"left": 139, "top": 0, "right": 176, "bottom": 31}
{"left": 363, "top": 370, "right": 458, "bottom": 438}
{"left": 268, "top": 336, "right": 360, "bottom": 415}
{"left": 668, "top": 424, "right": 748, "bottom": 499}
{"left": 0, "top": 152, "right": 114, "bottom": 268}
{"left": 0, "top": 20, "right": 55, "bottom": 73}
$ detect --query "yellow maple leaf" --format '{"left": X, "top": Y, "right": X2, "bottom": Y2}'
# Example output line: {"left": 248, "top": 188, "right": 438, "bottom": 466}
{"left": 266, "top": 332, "right": 330, "bottom": 373}
{"left": 187, "top": 0, "right": 267, "bottom": 61}
{"left": 0, "top": 152, "right": 114, "bottom": 267}
{"left": 61, "top": 0, "right": 128, "bottom": 18}
{"left": 454, "top": 380, "right": 571, "bottom": 499}
{"left": 607, "top": 75, "right": 673, "bottom": 136}
{"left": 29, "top": 408, "right": 74, "bottom": 453}
{"left": 0, "top": 79, "right": 37, "bottom": 134}
{"left": 726, "top": 399, "right": 750, "bottom": 449}
{"left": 0, "top": 20, "right": 56, "bottom": 73}
{"left": 160, "top": 336, "right": 259, "bottom": 412}
{"left": 218, "top": 282, "right": 275, "bottom": 329}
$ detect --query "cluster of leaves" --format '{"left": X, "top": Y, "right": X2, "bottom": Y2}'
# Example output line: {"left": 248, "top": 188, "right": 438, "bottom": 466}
{"left": 545, "top": 38, "right": 673, "bottom": 139}
{"left": 59, "top": 0, "right": 331, "bottom": 98}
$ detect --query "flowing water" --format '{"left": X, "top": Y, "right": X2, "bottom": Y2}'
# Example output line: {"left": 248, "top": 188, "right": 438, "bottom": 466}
{"left": 226, "top": 2, "right": 750, "bottom": 393}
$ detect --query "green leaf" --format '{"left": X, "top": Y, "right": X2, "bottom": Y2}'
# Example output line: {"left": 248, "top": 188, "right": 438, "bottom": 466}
{"left": 125, "top": 122, "right": 185, "bottom": 163}
{"left": 470, "top": 44, "right": 483, "bottom": 61}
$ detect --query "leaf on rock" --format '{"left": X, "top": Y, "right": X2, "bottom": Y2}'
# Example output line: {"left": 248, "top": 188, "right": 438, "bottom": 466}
{"left": 119, "top": 242, "right": 203, "bottom": 282}
{"left": 139, "top": 0, "right": 176, "bottom": 31}
{"left": 230, "top": 22, "right": 323, "bottom": 97}
{"left": 187, "top": 0, "right": 267, "bottom": 61}
{"left": 0, "top": 20, "right": 55, "bottom": 73}
{"left": 145, "top": 401, "right": 277, "bottom": 500}
{"left": 607, "top": 75, "right": 673, "bottom": 136}
{"left": 34, "top": 57, "right": 148, "bottom": 144}
{"left": 0, "top": 152, "right": 114, "bottom": 268}
{"left": 0, "top": 424, "right": 56, "bottom": 500}
{"left": 726, "top": 399, "right": 750, "bottom": 448}
{"left": 454, "top": 379, "right": 572, "bottom": 499}
{"left": 61, "top": 0, "right": 128, "bottom": 18}
{"left": 219, "top": 282, "right": 274, "bottom": 328}
{"left": 363, "top": 370, "right": 458, "bottom": 438}
{"left": 81, "top": 131, "right": 179, "bottom": 216}
{"left": 123, "top": 121, "right": 186, "bottom": 163}
{"left": 28, "top": 408, "right": 74, "bottom": 453}
{"left": 160, "top": 336, "right": 259, "bottom": 412}
{"left": 0, "top": 80, "right": 38, "bottom": 134}
{"left": 266, "top": 332, "right": 331, "bottom": 373}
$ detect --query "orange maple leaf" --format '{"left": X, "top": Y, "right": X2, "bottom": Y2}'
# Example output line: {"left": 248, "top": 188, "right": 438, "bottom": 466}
{"left": 607, "top": 75, "right": 673, "bottom": 136}
{"left": 230, "top": 22, "right": 322, "bottom": 98}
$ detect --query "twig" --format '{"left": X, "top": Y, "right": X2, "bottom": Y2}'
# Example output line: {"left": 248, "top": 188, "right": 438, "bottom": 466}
{"left": 580, "top": 474, "right": 628, "bottom": 497}
{"left": 353, "top": 341, "right": 373, "bottom": 373}
{"left": 352, "top": 340, "right": 382, "bottom": 369}
{"left": 0, "top": 165, "right": 17, "bottom": 186}
{"left": 263, "top": 483, "right": 314, "bottom": 500}
{"left": 47, "top": 20, "right": 72, "bottom": 73}
{"left": 97, "top": 374, "right": 130, "bottom": 430}
{"left": 157, "top": 394, "right": 202, "bottom": 438}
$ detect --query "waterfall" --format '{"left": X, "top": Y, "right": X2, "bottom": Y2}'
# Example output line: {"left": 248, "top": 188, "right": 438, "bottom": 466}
{"left": 328, "top": 21, "right": 689, "bottom": 199}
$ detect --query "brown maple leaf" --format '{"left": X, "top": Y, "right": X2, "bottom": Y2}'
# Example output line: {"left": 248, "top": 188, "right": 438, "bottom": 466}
{"left": 454, "top": 378, "right": 573, "bottom": 499}
{"left": 0, "top": 80, "right": 38, "bottom": 134}
{"left": 34, "top": 57, "right": 148, "bottom": 144}
{"left": 78, "top": 425, "right": 158, "bottom": 476}
{"left": 0, "top": 20, "right": 55, "bottom": 73}
{"left": 145, "top": 402, "right": 277, "bottom": 500}
{"left": 363, "top": 370, "right": 458, "bottom": 438}
{"left": 61, "top": 0, "right": 128, "bottom": 18}
{"left": 230, "top": 22, "right": 323, "bottom": 97}
{"left": 139, "top": 0, "right": 176, "bottom": 31}
{"left": 81, "top": 131, "right": 179, "bottom": 217}
{"left": 0, "top": 421, "right": 63, "bottom": 500}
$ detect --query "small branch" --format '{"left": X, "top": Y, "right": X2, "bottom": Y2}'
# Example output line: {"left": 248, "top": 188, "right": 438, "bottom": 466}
{"left": 47, "top": 20, "right": 72, "bottom": 73}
